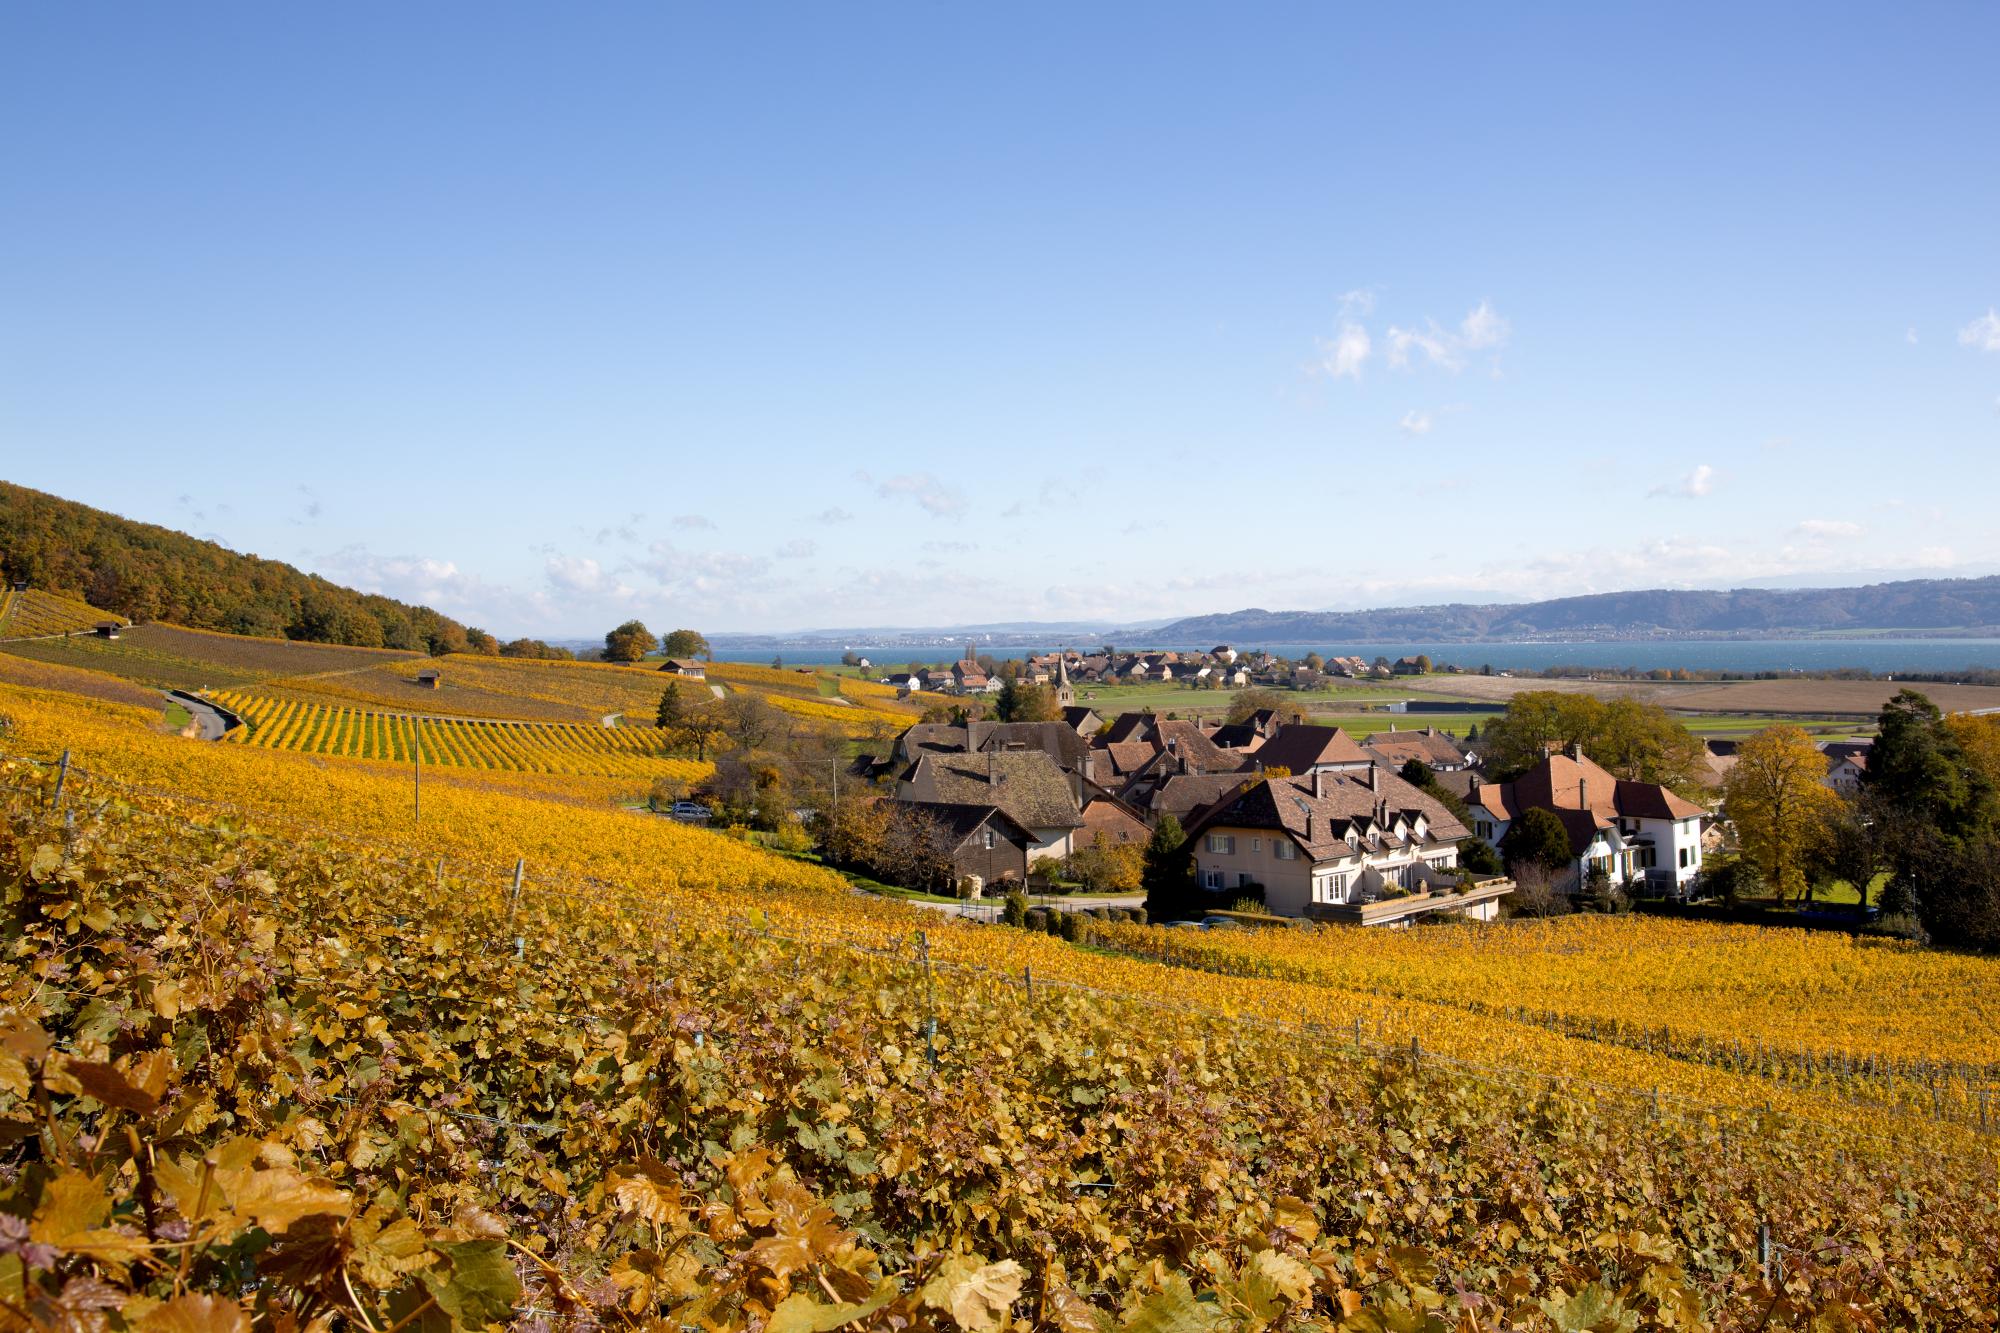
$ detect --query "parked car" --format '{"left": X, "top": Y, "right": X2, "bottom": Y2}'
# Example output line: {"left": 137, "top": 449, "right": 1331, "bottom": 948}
{"left": 1200, "top": 916, "right": 1243, "bottom": 930}
{"left": 669, "top": 801, "right": 712, "bottom": 821}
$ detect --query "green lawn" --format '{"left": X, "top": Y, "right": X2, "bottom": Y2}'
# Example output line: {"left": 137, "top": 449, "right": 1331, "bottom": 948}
{"left": 163, "top": 702, "right": 191, "bottom": 730}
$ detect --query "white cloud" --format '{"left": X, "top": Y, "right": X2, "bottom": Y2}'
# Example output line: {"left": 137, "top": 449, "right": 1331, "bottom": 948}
{"left": 1649, "top": 463, "right": 1716, "bottom": 499}
{"left": 776, "top": 539, "right": 816, "bottom": 559}
{"left": 1905, "top": 326, "right": 1919, "bottom": 345}
{"left": 671, "top": 514, "right": 716, "bottom": 531}
{"left": 1337, "top": 288, "right": 1376, "bottom": 317}
{"left": 876, "top": 472, "right": 967, "bottom": 517}
{"left": 1385, "top": 323, "right": 1455, "bottom": 371}
{"left": 814, "top": 507, "right": 854, "bottom": 524}
{"left": 1917, "top": 545, "right": 1957, "bottom": 566}
{"left": 1458, "top": 300, "right": 1509, "bottom": 350}
{"left": 1959, "top": 309, "right": 2000, "bottom": 352}
{"left": 1316, "top": 322, "right": 1372, "bottom": 379}
{"left": 1383, "top": 301, "right": 1510, "bottom": 372}
{"left": 545, "top": 554, "right": 610, "bottom": 595}
{"left": 1398, "top": 409, "right": 1434, "bottom": 436}
{"left": 1794, "top": 518, "right": 1864, "bottom": 539}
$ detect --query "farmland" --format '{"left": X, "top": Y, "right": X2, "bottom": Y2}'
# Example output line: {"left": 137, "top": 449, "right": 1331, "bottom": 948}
{"left": 1426, "top": 670, "right": 2000, "bottom": 717}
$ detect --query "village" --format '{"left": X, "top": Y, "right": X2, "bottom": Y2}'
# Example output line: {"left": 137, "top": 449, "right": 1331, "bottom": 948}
{"left": 829, "top": 643, "right": 1731, "bottom": 928}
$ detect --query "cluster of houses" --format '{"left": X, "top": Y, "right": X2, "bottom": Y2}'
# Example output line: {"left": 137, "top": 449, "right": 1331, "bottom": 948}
{"left": 862, "top": 663, "right": 1717, "bottom": 921}
{"left": 883, "top": 646, "right": 1444, "bottom": 698}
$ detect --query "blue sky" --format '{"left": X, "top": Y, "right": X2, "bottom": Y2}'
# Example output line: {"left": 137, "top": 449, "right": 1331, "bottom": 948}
{"left": 4, "top": 4, "right": 1997, "bottom": 635}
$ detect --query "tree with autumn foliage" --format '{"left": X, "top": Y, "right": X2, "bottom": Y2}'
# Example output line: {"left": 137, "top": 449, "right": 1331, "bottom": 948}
{"left": 1723, "top": 724, "right": 1843, "bottom": 903}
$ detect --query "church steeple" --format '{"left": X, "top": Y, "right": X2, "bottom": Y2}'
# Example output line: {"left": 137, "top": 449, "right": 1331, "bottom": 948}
{"left": 1055, "top": 648, "right": 1076, "bottom": 707}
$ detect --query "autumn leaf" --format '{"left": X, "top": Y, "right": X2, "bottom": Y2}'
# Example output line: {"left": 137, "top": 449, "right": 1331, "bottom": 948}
{"left": 921, "top": 1256, "right": 1023, "bottom": 1333}
{"left": 222, "top": 1167, "right": 352, "bottom": 1236}
{"left": 766, "top": 1279, "right": 898, "bottom": 1333}
{"left": 133, "top": 1293, "right": 253, "bottom": 1333}
{"left": 59, "top": 1060, "right": 160, "bottom": 1116}
{"left": 1120, "top": 1275, "right": 1228, "bottom": 1333}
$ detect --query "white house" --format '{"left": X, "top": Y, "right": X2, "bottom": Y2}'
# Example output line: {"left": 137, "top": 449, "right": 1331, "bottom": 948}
{"left": 1184, "top": 767, "right": 1511, "bottom": 926}
{"left": 1469, "top": 746, "right": 1706, "bottom": 894}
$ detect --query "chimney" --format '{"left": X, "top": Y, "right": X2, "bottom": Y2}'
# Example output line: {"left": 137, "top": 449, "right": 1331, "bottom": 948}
{"left": 987, "top": 751, "right": 997, "bottom": 784}
{"left": 1469, "top": 774, "right": 1482, "bottom": 800}
{"left": 1305, "top": 812, "right": 1313, "bottom": 842}
{"left": 1578, "top": 776, "right": 1588, "bottom": 809}
{"left": 1367, "top": 761, "right": 1380, "bottom": 792}
{"left": 1312, "top": 769, "right": 1326, "bottom": 799}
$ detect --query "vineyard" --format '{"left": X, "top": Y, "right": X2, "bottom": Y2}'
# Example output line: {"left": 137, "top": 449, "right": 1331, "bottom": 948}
{"left": 0, "top": 588, "right": 117, "bottom": 639}
{"left": 3, "top": 757, "right": 1998, "bottom": 1331}
{"left": 0, "top": 620, "right": 419, "bottom": 690}
{"left": 214, "top": 691, "right": 713, "bottom": 780}
{"left": 1, "top": 682, "right": 1997, "bottom": 1327}
{"left": 1092, "top": 914, "right": 2000, "bottom": 1132}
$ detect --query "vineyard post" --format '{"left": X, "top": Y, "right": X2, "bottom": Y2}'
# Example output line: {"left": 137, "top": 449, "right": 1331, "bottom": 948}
{"left": 916, "top": 929, "right": 938, "bottom": 1072}
{"left": 412, "top": 717, "right": 422, "bottom": 822}
{"left": 436, "top": 857, "right": 445, "bottom": 891}
{"left": 1024, "top": 964, "right": 1032, "bottom": 1002}
{"left": 1757, "top": 1221, "right": 1772, "bottom": 1284}
{"left": 52, "top": 749, "right": 70, "bottom": 807}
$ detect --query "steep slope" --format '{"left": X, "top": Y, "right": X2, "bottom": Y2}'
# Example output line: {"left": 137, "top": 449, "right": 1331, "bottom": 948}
{"left": 0, "top": 480, "right": 471, "bottom": 651}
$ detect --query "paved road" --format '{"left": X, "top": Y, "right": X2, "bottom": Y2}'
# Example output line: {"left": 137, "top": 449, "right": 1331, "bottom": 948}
{"left": 166, "top": 691, "right": 232, "bottom": 741}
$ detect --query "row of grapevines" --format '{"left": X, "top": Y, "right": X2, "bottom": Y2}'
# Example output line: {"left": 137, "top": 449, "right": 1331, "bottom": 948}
{"left": 2, "top": 770, "right": 1995, "bottom": 1328}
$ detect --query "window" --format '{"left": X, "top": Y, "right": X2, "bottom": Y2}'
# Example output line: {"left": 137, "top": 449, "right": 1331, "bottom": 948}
{"left": 1206, "top": 834, "right": 1234, "bottom": 854}
{"left": 1274, "top": 841, "right": 1296, "bottom": 861}
{"left": 1317, "top": 873, "right": 1349, "bottom": 904}
{"left": 1238, "top": 872, "right": 1255, "bottom": 888}
{"left": 1204, "top": 870, "right": 1224, "bottom": 889}
{"left": 982, "top": 828, "right": 996, "bottom": 850}
{"left": 1476, "top": 820, "right": 1494, "bottom": 840}
{"left": 1679, "top": 847, "right": 1689, "bottom": 868}
{"left": 1249, "top": 837, "right": 1262, "bottom": 853}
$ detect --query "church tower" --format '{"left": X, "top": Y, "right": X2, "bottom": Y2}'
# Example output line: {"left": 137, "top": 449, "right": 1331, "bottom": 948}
{"left": 1054, "top": 651, "right": 1076, "bottom": 707}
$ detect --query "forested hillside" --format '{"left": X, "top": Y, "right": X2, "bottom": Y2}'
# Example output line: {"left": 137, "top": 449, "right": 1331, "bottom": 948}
{"left": 0, "top": 481, "right": 472, "bottom": 651}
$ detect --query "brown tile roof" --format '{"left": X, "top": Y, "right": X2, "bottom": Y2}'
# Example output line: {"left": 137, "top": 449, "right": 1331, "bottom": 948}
{"left": 1474, "top": 751, "right": 1704, "bottom": 825}
{"left": 1361, "top": 728, "right": 1467, "bottom": 769}
{"left": 1080, "top": 798, "right": 1149, "bottom": 845}
{"left": 1100, "top": 712, "right": 1156, "bottom": 745}
{"left": 900, "top": 750, "right": 1083, "bottom": 829}
{"left": 1186, "top": 769, "right": 1468, "bottom": 860}
{"left": 1248, "top": 723, "right": 1372, "bottom": 773}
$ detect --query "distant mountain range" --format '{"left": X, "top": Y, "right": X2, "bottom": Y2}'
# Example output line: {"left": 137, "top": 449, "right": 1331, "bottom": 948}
{"left": 1151, "top": 578, "right": 2000, "bottom": 644}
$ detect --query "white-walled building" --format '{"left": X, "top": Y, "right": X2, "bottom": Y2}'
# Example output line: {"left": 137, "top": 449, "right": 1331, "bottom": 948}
{"left": 1469, "top": 746, "right": 1706, "bottom": 894}
{"left": 1184, "top": 766, "right": 1511, "bottom": 925}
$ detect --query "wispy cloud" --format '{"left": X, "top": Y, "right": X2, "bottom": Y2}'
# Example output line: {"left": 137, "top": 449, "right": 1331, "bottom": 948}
{"left": 776, "top": 538, "right": 816, "bottom": 559}
{"left": 1398, "top": 409, "right": 1434, "bottom": 436}
{"left": 1649, "top": 463, "right": 1716, "bottom": 499}
{"left": 876, "top": 472, "right": 967, "bottom": 518}
{"left": 1959, "top": 309, "right": 2000, "bottom": 352}
{"left": 1385, "top": 301, "right": 1510, "bottom": 372}
{"left": 1316, "top": 323, "right": 1371, "bottom": 380}
{"left": 671, "top": 514, "right": 716, "bottom": 531}
{"left": 814, "top": 507, "right": 854, "bottom": 525}
{"left": 1794, "top": 518, "right": 1864, "bottom": 539}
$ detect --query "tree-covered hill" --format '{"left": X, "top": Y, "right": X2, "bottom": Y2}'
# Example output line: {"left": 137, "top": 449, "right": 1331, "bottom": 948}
{"left": 0, "top": 481, "right": 472, "bottom": 652}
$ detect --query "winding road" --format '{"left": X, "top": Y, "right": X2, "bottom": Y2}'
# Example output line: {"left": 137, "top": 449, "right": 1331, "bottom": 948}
{"left": 165, "top": 690, "right": 235, "bottom": 741}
